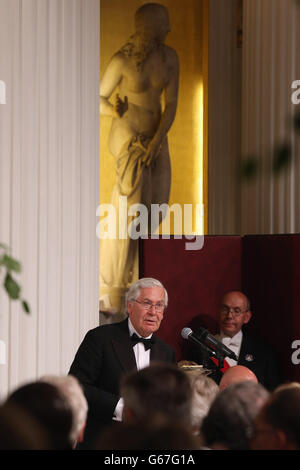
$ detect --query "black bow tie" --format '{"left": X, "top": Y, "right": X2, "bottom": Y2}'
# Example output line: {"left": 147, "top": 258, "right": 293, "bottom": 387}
{"left": 131, "top": 333, "right": 155, "bottom": 351}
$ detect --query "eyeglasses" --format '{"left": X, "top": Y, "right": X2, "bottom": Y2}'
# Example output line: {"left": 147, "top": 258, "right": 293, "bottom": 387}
{"left": 134, "top": 299, "right": 165, "bottom": 312}
{"left": 220, "top": 306, "right": 248, "bottom": 318}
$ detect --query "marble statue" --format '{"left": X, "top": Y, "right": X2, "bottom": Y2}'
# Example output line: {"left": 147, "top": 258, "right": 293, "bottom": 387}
{"left": 100, "top": 3, "right": 179, "bottom": 316}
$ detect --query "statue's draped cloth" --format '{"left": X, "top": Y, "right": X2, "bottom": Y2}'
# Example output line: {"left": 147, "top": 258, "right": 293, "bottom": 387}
{"left": 100, "top": 134, "right": 152, "bottom": 313}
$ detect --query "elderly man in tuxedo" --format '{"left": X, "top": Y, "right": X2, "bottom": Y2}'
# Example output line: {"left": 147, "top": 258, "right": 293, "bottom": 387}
{"left": 69, "top": 277, "right": 176, "bottom": 448}
{"left": 189, "top": 291, "right": 280, "bottom": 391}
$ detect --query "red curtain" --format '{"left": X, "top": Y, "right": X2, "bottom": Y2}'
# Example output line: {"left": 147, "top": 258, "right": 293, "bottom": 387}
{"left": 140, "top": 234, "right": 300, "bottom": 383}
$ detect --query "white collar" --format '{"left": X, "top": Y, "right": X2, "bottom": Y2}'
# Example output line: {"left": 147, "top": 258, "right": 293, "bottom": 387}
{"left": 219, "top": 329, "right": 243, "bottom": 347}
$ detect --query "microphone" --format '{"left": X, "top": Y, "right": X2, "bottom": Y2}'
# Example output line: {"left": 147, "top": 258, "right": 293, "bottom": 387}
{"left": 196, "top": 327, "right": 238, "bottom": 361}
{"left": 181, "top": 327, "right": 217, "bottom": 358}
{"left": 181, "top": 327, "right": 238, "bottom": 361}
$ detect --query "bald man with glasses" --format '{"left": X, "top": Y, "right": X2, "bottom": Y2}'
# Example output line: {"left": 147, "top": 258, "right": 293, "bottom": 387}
{"left": 69, "top": 277, "right": 176, "bottom": 448}
{"left": 189, "top": 291, "right": 280, "bottom": 392}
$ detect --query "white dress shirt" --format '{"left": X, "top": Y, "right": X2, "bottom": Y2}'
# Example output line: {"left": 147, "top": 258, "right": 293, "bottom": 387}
{"left": 215, "top": 330, "right": 243, "bottom": 367}
{"left": 113, "top": 319, "right": 153, "bottom": 421}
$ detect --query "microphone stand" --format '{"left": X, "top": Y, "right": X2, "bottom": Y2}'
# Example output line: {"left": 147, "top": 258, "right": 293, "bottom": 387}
{"left": 196, "top": 341, "right": 227, "bottom": 382}
{"left": 190, "top": 338, "right": 220, "bottom": 374}
{"left": 215, "top": 351, "right": 225, "bottom": 370}
{"left": 185, "top": 331, "right": 229, "bottom": 383}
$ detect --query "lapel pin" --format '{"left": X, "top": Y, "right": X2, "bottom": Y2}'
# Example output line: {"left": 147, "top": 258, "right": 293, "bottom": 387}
{"left": 245, "top": 354, "right": 254, "bottom": 362}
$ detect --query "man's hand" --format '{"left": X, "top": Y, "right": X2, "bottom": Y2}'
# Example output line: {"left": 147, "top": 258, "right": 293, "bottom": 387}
{"left": 114, "top": 94, "right": 128, "bottom": 118}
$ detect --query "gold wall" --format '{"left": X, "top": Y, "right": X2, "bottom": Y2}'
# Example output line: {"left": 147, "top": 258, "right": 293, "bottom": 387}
{"left": 100, "top": 0, "right": 208, "bottom": 234}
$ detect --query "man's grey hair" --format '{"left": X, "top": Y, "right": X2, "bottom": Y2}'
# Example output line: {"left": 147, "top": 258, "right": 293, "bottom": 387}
{"left": 40, "top": 374, "right": 88, "bottom": 446}
{"left": 125, "top": 278, "right": 168, "bottom": 310}
{"left": 245, "top": 296, "right": 251, "bottom": 311}
{"left": 201, "top": 381, "right": 269, "bottom": 450}
{"left": 185, "top": 371, "right": 219, "bottom": 432}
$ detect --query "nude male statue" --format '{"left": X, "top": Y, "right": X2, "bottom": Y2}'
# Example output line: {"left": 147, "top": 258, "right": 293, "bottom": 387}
{"left": 100, "top": 3, "right": 179, "bottom": 314}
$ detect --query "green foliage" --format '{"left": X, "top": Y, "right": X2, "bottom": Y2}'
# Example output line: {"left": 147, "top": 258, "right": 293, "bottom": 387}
{"left": 22, "top": 300, "right": 30, "bottom": 313}
{"left": 240, "top": 156, "right": 259, "bottom": 181}
{"left": 241, "top": 110, "right": 300, "bottom": 182}
{"left": 0, "top": 245, "right": 30, "bottom": 314}
{"left": 4, "top": 273, "right": 21, "bottom": 300}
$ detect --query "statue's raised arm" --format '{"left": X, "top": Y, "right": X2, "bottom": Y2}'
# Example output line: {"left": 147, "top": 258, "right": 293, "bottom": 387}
{"left": 100, "top": 53, "right": 129, "bottom": 119}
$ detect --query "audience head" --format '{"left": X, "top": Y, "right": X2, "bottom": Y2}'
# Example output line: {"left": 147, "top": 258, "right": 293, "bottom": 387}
{"left": 0, "top": 402, "right": 50, "bottom": 449}
{"left": 40, "top": 374, "right": 88, "bottom": 448}
{"left": 251, "top": 387, "right": 300, "bottom": 450}
{"left": 95, "top": 416, "right": 199, "bottom": 450}
{"left": 121, "top": 362, "right": 192, "bottom": 426}
{"left": 219, "top": 291, "right": 252, "bottom": 338}
{"left": 219, "top": 365, "right": 258, "bottom": 390}
{"left": 274, "top": 381, "right": 300, "bottom": 393}
{"left": 184, "top": 370, "right": 219, "bottom": 433}
{"left": 126, "top": 278, "right": 168, "bottom": 337}
{"left": 5, "top": 381, "right": 73, "bottom": 449}
{"left": 201, "top": 381, "right": 269, "bottom": 450}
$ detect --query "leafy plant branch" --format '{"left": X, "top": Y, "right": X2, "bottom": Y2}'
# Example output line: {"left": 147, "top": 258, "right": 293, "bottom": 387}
{"left": 0, "top": 243, "right": 30, "bottom": 314}
{"left": 240, "top": 110, "right": 300, "bottom": 181}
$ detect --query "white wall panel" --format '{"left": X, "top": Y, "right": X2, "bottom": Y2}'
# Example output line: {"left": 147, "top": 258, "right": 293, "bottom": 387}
{"left": 241, "top": 0, "right": 300, "bottom": 234}
{"left": 0, "top": 0, "right": 99, "bottom": 399}
{"left": 208, "top": 0, "right": 300, "bottom": 236}
{"left": 208, "top": 0, "right": 242, "bottom": 235}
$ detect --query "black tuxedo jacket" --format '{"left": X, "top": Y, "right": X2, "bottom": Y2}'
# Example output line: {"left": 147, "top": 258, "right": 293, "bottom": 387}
{"left": 69, "top": 318, "right": 177, "bottom": 447}
{"left": 188, "top": 331, "right": 280, "bottom": 391}
{"left": 237, "top": 333, "right": 280, "bottom": 391}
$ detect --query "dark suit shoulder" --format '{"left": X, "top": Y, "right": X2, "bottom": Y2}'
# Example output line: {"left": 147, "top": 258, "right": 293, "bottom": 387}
{"left": 239, "top": 332, "right": 280, "bottom": 391}
{"left": 154, "top": 334, "right": 173, "bottom": 349}
{"left": 72, "top": 320, "right": 130, "bottom": 364}
{"left": 152, "top": 335, "right": 177, "bottom": 363}
{"left": 84, "top": 319, "right": 129, "bottom": 339}
{"left": 241, "top": 333, "right": 276, "bottom": 354}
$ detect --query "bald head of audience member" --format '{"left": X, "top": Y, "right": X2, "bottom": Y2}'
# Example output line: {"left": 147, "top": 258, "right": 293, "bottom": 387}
{"left": 219, "top": 291, "right": 252, "bottom": 338}
{"left": 219, "top": 365, "right": 258, "bottom": 390}
{"left": 251, "top": 387, "right": 300, "bottom": 450}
